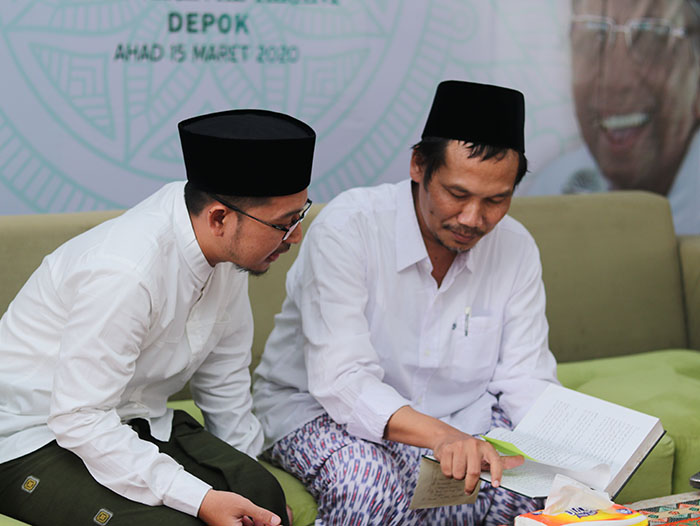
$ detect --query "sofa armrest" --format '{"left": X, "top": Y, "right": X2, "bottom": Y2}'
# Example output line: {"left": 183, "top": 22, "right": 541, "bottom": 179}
{"left": 679, "top": 235, "right": 700, "bottom": 350}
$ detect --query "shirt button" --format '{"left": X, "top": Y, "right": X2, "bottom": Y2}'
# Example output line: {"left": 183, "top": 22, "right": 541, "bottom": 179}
{"left": 424, "top": 349, "right": 431, "bottom": 356}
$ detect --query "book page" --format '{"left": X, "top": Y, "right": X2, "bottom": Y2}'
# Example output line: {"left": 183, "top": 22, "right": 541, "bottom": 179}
{"left": 410, "top": 456, "right": 480, "bottom": 509}
{"left": 480, "top": 459, "right": 563, "bottom": 498}
{"left": 485, "top": 427, "right": 610, "bottom": 485}
{"left": 481, "top": 457, "right": 608, "bottom": 498}
{"left": 514, "top": 384, "right": 660, "bottom": 485}
{"left": 480, "top": 385, "right": 663, "bottom": 497}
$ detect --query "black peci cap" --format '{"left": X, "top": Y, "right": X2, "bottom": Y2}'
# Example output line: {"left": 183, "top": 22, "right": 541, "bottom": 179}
{"left": 178, "top": 109, "right": 316, "bottom": 197}
{"left": 422, "top": 80, "right": 525, "bottom": 153}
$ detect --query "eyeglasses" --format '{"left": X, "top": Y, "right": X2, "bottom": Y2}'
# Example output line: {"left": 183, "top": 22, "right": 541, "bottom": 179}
{"left": 570, "top": 15, "right": 693, "bottom": 67}
{"left": 212, "top": 195, "right": 312, "bottom": 241}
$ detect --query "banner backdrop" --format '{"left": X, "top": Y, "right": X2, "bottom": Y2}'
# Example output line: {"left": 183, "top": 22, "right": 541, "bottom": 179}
{"left": 1, "top": 1, "right": 697, "bottom": 233}
{"left": 0, "top": 1, "right": 574, "bottom": 211}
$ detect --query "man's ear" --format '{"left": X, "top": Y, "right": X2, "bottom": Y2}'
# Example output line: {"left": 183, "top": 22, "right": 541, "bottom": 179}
{"left": 206, "top": 203, "right": 230, "bottom": 238}
{"left": 410, "top": 151, "right": 425, "bottom": 185}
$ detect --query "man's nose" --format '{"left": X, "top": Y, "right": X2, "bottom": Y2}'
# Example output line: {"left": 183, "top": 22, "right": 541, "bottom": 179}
{"left": 457, "top": 200, "right": 484, "bottom": 228}
{"left": 287, "top": 222, "right": 303, "bottom": 244}
{"left": 600, "top": 27, "right": 640, "bottom": 82}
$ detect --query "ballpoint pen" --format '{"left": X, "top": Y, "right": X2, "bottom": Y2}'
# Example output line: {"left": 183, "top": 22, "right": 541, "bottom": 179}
{"left": 464, "top": 306, "right": 471, "bottom": 337}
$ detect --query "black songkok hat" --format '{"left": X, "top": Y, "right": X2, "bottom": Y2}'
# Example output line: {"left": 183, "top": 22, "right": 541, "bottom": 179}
{"left": 178, "top": 109, "right": 315, "bottom": 197}
{"left": 422, "top": 80, "right": 525, "bottom": 153}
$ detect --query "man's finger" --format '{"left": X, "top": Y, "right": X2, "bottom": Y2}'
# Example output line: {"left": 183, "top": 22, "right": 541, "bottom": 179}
{"left": 244, "top": 503, "right": 281, "bottom": 526}
{"left": 452, "top": 450, "right": 468, "bottom": 481}
{"left": 502, "top": 454, "right": 525, "bottom": 470}
{"left": 486, "top": 453, "right": 524, "bottom": 488}
{"left": 440, "top": 449, "right": 455, "bottom": 478}
{"left": 464, "top": 463, "right": 481, "bottom": 494}
{"left": 484, "top": 447, "right": 506, "bottom": 488}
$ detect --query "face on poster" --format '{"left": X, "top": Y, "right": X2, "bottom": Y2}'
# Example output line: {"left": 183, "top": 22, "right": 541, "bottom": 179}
{"left": 570, "top": 0, "right": 700, "bottom": 195}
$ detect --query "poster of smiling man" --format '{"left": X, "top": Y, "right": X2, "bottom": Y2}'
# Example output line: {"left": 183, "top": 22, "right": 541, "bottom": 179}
{"left": 520, "top": 0, "right": 700, "bottom": 234}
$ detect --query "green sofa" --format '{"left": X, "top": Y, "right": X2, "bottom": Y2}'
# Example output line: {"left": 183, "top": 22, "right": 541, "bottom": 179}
{"left": 1, "top": 190, "right": 699, "bottom": 525}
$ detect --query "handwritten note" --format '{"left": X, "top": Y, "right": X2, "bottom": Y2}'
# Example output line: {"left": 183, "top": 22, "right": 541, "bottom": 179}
{"left": 409, "top": 456, "right": 480, "bottom": 509}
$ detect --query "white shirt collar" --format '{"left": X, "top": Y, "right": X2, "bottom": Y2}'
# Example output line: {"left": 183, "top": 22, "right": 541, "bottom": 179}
{"left": 172, "top": 185, "right": 214, "bottom": 284}
{"left": 395, "top": 179, "right": 429, "bottom": 273}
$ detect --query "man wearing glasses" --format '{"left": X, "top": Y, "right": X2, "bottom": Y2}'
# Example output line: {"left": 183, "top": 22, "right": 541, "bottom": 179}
{"left": 0, "top": 109, "right": 314, "bottom": 526}
{"left": 523, "top": 0, "right": 700, "bottom": 234}
{"left": 253, "top": 81, "right": 559, "bottom": 525}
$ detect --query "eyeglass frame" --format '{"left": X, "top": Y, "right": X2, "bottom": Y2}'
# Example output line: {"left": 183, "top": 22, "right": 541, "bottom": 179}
{"left": 570, "top": 14, "right": 691, "bottom": 54}
{"left": 210, "top": 194, "right": 312, "bottom": 241}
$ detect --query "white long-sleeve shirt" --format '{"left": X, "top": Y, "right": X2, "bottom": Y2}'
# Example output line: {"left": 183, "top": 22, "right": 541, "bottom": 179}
{"left": 253, "top": 180, "right": 559, "bottom": 448}
{"left": 0, "top": 181, "right": 263, "bottom": 516}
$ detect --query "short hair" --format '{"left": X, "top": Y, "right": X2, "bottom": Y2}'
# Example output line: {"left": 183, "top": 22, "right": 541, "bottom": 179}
{"left": 411, "top": 137, "right": 528, "bottom": 188}
{"left": 184, "top": 181, "right": 270, "bottom": 216}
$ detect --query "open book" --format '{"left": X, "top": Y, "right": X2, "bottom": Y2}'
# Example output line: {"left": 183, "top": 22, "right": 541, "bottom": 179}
{"left": 480, "top": 384, "right": 665, "bottom": 499}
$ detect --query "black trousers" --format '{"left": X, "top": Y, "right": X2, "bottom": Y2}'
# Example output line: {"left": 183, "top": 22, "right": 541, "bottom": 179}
{"left": 0, "top": 410, "right": 289, "bottom": 526}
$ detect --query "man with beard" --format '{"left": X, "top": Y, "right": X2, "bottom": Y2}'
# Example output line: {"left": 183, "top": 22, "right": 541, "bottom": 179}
{"left": 0, "top": 109, "right": 315, "bottom": 526}
{"left": 253, "top": 81, "right": 559, "bottom": 525}
{"left": 523, "top": 0, "right": 700, "bottom": 234}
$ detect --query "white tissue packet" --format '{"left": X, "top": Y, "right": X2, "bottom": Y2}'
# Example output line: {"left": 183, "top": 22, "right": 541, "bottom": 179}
{"left": 543, "top": 474, "right": 614, "bottom": 515}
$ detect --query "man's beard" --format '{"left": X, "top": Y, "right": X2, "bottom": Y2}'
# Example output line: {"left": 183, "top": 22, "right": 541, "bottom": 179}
{"left": 232, "top": 243, "right": 291, "bottom": 276}
{"left": 439, "top": 225, "right": 485, "bottom": 253}
{"left": 234, "top": 263, "right": 267, "bottom": 277}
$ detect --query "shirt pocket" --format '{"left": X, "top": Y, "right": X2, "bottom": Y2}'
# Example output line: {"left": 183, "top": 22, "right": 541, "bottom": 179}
{"left": 444, "top": 314, "right": 502, "bottom": 385}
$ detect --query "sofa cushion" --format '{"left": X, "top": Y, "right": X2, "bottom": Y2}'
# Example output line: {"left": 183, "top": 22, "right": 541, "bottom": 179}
{"left": 680, "top": 235, "right": 700, "bottom": 350}
{"left": 509, "top": 192, "right": 687, "bottom": 363}
{"left": 259, "top": 461, "right": 317, "bottom": 526}
{"left": 0, "top": 516, "right": 29, "bottom": 526}
{"left": 558, "top": 349, "right": 700, "bottom": 502}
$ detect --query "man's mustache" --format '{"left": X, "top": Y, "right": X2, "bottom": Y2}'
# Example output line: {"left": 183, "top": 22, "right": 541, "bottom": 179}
{"left": 446, "top": 225, "right": 486, "bottom": 238}
{"left": 275, "top": 243, "right": 291, "bottom": 256}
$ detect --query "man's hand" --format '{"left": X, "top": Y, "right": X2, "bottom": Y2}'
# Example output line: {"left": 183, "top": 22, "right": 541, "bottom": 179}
{"left": 198, "top": 489, "right": 282, "bottom": 526}
{"left": 432, "top": 430, "right": 524, "bottom": 493}
{"left": 385, "top": 405, "right": 524, "bottom": 494}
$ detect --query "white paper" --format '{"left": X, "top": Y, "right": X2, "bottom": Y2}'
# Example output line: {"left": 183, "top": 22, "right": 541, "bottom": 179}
{"left": 410, "top": 456, "right": 480, "bottom": 509}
